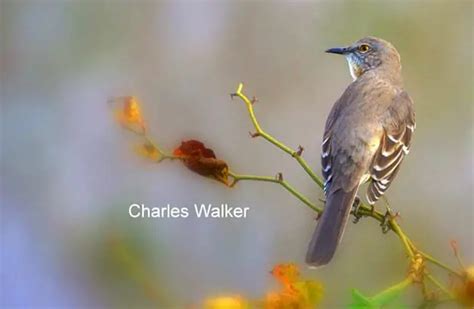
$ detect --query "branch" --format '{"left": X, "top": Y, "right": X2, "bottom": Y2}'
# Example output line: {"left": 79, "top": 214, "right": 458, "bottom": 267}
{"left": 228, "top": 171, "right": 322, "bottom": 214}
{"left": 425, "top": 273, "right": 455, "bottom": 299}
{"left": 231, "top": 83, "right": 324, "bottom": 188}
{"left": 121, "top": 125, "right": 177, "bottom": 163}
{"left": 143, "top": 135, "right": 177, "bottom": 162}
{"left": 409, "top": 240, "right": 462, "bottom": 278}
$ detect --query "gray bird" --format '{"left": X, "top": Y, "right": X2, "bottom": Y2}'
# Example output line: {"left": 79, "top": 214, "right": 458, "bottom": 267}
{"left": 306, "top": 37, "right": 416, "bottom": 267}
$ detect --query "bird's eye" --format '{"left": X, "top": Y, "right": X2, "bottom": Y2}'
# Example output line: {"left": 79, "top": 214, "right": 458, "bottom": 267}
{"left": 359, "top": 44, "right": 370, "bottom": 53}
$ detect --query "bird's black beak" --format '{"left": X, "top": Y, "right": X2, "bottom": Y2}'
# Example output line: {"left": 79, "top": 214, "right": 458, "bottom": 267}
{"left": 325, "top": 47, "right": 348, "bottom": 55}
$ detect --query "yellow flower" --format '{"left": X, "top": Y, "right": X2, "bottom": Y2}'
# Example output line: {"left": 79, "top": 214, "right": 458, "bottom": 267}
{"left": 204, "top": 295, "right": 248, "bottom": 309}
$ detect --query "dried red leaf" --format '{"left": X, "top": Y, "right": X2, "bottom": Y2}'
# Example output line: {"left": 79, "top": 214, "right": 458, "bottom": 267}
{"left": 173, "top": 140, "right": 216, "bottom": 158}
{"left": 173, "top": 140, "right": 229, "bottom": 185}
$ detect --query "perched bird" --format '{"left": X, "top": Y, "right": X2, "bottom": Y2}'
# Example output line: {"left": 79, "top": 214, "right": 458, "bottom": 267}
{"left": 306, "top": 37, "right": 415, "bottom": 267}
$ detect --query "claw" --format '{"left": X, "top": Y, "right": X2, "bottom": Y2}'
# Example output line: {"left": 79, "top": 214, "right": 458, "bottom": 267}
{"left": 351, "top": 196, "right": 362, "bottom": 224}
{"left": 230, "top": 93, "right": 237, "bottom": 99}
{"left": 380, "top": 208, "right": 398, "bottom": 233}
{"left": 251, "top": 96, "right": 258, "bottom": 104}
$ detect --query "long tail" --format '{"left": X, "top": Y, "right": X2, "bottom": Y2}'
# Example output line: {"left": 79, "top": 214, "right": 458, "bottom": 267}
{"left": 306, "top": 187, "right": 358, "bottom": 267}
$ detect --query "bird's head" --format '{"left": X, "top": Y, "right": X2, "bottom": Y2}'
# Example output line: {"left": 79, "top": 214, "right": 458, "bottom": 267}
{"left": 326, "top": 37, "right": 401, "bottom": 81}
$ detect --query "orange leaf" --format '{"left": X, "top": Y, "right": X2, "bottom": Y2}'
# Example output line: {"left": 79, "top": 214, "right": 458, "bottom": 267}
{"left": 270, "top": 263, "right": 300, "bottom": 287}
{"left": 173, "top": 140, "right": 229, "bottom": 185}
{"left": 266, "top": 263, "right": 323, "bottom": 308}
{"left": 113, "top": 96, "right": 146, "bottom": 133}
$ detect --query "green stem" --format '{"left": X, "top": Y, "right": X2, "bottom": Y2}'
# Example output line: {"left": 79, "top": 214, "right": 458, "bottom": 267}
{"left": 414, "top": 247, "right": 462, "bottom": 278}
{"left": 425, "top": 274, "right": 455, "bottom": 299}
{"left": 228, "top": 171, "right": 322, "bottom": 213}
{"left": 370, "top": 276, "right": 413, "bottom": 304}
{"left": 233, "top": 83, "right": 324, "bottom": 188}
{"left": 143, "top": 135, "right": 177, "bottom": 162}
{"left": 121, "top": 125, "right": 177, "bottom": 162}
{"left": 390, "top": 220, "right": 415, "bottom": 258}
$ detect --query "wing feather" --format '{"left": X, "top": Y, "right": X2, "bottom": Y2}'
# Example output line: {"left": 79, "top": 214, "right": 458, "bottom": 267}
{"left": 366, "top": 92, "right": 415, "bottom": 205}
{"left": 321, "top": 135, "right": 332, "bottom": 193}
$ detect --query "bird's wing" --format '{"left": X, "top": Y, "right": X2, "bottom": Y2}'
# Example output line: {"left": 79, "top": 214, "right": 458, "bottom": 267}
{"left": 321, "top": 133, "right": 332, "bottom": 193}
{"left": 320, "top": 82, "right": 360, "bottom": 194}
{"left": 366, "top": 91, "right": 415, "bottom": 204}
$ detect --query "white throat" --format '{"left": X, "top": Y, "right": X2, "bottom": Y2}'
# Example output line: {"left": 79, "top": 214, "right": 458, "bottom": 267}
{"left": 345, "top": 55, "right": 359, "bottom": 81}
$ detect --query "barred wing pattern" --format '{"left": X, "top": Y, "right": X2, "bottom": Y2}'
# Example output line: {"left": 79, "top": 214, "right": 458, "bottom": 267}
{"left": 321, "top": 135, "right": 332, "bottom": 193}
{"left": 367, "top": 115, "right": 415, "bottom": 204}
{"left": 321, "top": 89, "right": 415, "bottom": 205}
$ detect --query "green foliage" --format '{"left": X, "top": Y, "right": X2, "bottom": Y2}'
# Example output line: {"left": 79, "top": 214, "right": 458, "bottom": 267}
{"left": 349, "top": 278, "right": 412, "bottom": 308}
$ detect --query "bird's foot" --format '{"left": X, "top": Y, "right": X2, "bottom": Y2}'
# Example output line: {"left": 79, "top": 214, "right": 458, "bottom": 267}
{"left": 351, "top": 196, "right": 363, "bottom": 223}
{"left": 380, "top": 206, "right": 400, "bottom": 234}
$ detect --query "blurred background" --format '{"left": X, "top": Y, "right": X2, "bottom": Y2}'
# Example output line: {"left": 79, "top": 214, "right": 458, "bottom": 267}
{"left": 1, "top": 0, "right": 473, "bottom": 307}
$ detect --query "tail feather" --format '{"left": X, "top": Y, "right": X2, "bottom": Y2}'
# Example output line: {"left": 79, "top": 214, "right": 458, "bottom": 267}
{"left": 306, "top": 187, "right": 358, "bottom": 267}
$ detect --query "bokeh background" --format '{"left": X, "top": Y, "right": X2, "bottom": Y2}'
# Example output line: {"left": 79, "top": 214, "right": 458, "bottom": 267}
{"left": 1, "top": 0, "right": 473, "bottom": 307}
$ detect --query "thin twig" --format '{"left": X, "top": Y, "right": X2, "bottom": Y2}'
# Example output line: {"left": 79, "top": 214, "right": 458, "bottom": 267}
{"left": 390, "top": 220, "right": 415, "bottom": 258}
{"left": 228, "top": 171, "right": 322, "bottom": 213}
{"left": 143, "top": 135, "right": 177, "bottom": 162}
{"left": 231, "top": 83, "right": 324, "bottom": 188}
{"left": 415, "top": 248, "right": 463, "bottom": 277}
{"left": 122, "top": 124, "right": 177, "bottom": 162}
{"left": 426, "top": 273, "right": 455, "bottom": 299}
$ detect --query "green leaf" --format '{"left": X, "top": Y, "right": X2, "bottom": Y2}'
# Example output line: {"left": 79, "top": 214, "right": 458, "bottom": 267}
{"left": 371, "top": 277, "right": 412, "bottom": 306}
{"left": 349, "top": 289, "right": 377, "bottom": 309}
{"left": 349, "top": 278, "right": 412, "bottom": 309}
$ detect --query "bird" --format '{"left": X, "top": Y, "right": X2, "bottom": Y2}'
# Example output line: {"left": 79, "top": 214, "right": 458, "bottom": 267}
{"left": 306, "top": 37, "right": 415, "bottom": 267}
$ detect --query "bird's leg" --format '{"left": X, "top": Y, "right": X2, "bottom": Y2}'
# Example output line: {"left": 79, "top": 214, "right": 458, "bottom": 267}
{"left": 351, "top": 196, "right": 363, "bottom": 223}
{"left": 380, "top": 211, "right": 392, "bottom": 233}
